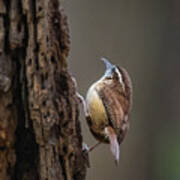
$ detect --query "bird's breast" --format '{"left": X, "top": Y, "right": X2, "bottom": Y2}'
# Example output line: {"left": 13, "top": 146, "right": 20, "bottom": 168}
{"left": 86, "top": 83, "right": 108, "bottom": 128}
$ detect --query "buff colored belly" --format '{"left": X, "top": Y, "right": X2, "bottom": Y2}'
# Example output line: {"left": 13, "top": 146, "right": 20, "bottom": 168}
{"left": 86, "top": 84, "right": 108, "bottom": 127}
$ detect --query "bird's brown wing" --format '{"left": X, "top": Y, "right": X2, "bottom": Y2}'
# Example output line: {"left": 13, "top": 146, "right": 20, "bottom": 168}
{"left": 98, "top": 83, "right": 130, "bottom": 144}
{"left": 118, "top": 67, "right": 133, "bottom": 113}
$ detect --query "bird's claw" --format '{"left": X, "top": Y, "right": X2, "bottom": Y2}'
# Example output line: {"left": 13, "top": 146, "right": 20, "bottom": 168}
{"left": 82, "top": 142, "right": 90, "bottom": 152}
{"left": 82, "top": 142, "right": 90, "bottom": 168}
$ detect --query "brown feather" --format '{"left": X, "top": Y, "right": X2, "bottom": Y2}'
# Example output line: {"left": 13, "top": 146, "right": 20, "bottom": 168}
{"left": 97, "top": 67, "right": 132, "bottom": 144}
{"left": 105, "top": 126, "right": 120, "bottom": 165}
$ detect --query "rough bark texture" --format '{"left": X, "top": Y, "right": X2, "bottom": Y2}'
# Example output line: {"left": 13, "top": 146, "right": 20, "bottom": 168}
{"left": 0, "top": 0, "right": 87, "bottom": 179}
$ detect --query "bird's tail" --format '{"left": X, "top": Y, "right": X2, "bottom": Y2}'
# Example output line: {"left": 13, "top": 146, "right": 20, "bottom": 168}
{"left": 105, "top": 126, "right": 120, "bottom": 165}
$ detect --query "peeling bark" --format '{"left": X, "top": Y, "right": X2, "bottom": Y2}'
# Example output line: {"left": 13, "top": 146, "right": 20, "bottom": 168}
{"left": 0, "top": 0, "right": 87, "bottom": 179}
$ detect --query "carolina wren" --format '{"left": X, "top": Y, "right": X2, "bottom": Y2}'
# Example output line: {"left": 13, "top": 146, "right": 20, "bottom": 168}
{"left": 85, "top": 57, "right": 132, "bottom": 164}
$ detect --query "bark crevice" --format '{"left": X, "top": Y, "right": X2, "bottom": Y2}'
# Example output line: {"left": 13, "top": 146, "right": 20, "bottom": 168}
{"left": 3, "top": 0, "right": 10, "bottom": 54}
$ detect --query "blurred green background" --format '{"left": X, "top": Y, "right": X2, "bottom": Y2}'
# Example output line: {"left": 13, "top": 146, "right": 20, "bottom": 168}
{"left": 62, "top": 0, "right": 180, "bottom": 179}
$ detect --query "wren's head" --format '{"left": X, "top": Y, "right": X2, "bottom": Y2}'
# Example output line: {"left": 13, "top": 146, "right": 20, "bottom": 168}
{"left": 100, "top": 57, "right": 125, "bottom": 90}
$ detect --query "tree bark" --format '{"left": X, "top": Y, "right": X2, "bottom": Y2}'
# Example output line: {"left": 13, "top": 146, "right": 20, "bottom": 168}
{"left": 0, "top": 0, "right": 87, "bottom": 179}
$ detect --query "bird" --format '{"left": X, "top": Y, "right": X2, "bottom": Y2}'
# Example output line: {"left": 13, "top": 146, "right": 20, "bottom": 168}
{"left": 85, "top": 57, "right": 133, "bottom": 165}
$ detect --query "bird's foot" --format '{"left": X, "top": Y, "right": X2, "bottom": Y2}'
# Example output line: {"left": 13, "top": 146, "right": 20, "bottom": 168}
{"left": 82, "top": 142, "right": 90, "bottom": 152}
{"left": 82, "top": 141, "right": 101, "bottom": 153}
{"left": 72, "top": 76, "right": 89, "bottom": 117}
{"left": 76, "top": 92, "right": 89, "bottom": 117}
{"left": 89, "top": 141, "right": 101, "bottom": 152}
{"left": 82, "top": 143, "right": 90, "bottom": 168}
{"left": 83, "top": 142, "right": 101, "bottom": 153}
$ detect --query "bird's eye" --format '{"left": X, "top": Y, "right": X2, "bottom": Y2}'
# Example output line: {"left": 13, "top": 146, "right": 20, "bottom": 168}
{"left": 112, "top": 67, "right": 116, "bottom": 72}
{"left": 106, "top": 76, "right": 112, "bottom": 80}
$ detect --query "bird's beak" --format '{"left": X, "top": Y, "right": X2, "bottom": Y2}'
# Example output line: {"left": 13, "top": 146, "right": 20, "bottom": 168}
{"left": 101, "top": 57, "right": 115, "bottom": 78}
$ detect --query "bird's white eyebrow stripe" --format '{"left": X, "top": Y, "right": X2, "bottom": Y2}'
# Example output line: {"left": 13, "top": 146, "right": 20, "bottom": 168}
{"left": 115, "top": 67, "right": 123, "bottom": 83}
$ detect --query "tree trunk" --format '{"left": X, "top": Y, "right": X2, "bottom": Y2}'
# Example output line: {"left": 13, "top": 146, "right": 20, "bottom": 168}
{"left": 0, "top": 0, "right": 88, "bottom": 179}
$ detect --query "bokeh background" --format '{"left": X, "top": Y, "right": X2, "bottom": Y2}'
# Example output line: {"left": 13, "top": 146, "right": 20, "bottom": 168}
{"left": 62, "top": 0, "right": 180, "bottom": 180}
